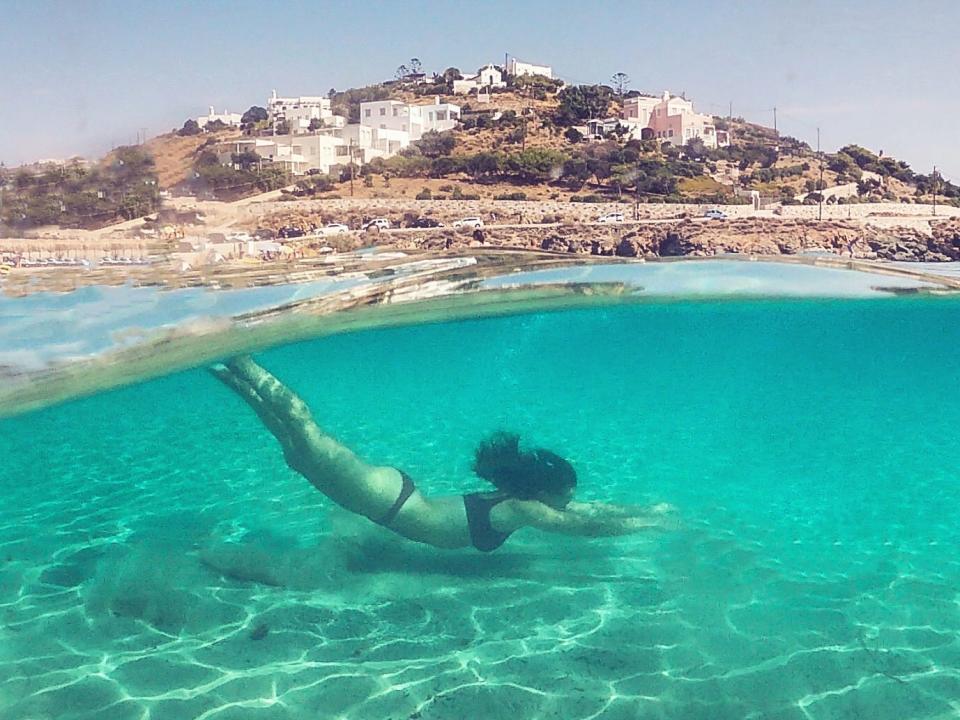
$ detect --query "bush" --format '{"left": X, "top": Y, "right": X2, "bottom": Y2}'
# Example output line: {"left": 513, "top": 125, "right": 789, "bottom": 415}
{"left": 570, "top": 194, "right": 606, "bottom": 203}
{"left": 178, "top": 119, "right": 201, "bottom": 136}
{"left": 494, "top": 192, "right": 527, "bottom": 200}
{"left": 415, "top": 188, "right": 432, "bottom": 200}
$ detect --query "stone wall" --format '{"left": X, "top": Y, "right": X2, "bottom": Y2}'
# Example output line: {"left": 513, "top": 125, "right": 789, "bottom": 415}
{"left": 251, "top": 198, "right": 959, "bottom": 234}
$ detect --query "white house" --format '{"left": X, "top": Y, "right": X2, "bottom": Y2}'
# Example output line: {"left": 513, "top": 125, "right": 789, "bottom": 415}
{"left": 621, "top": 95, "right": 660, "bottom": 127}
{"left": 359, "top": 97, "right": 460, "bottom": 140}
{"left": 340, "top": 124, "right": 411, "bottom": 162}
{"left": 507, "top": 58, "right": 553, "bottom": 79}
{"left": 452, "top": 64, "right": 507, "bottom": 95}
{"left": 197, "top": 107, "right": 243, "bottom": 129}
{"left": 622, "top": 91, "right": 729, "bottom": 149}
{"left": 267, "top": 91, "right": 342, "bottom": 134}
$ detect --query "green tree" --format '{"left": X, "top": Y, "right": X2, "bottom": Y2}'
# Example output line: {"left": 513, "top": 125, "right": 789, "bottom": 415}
{"left": 308, "top": 118, "right": 326, "bottom": 131}
{"left": 465, "top": 152, "right": 503, "bottom": 181}
{"left": 827, "top": 152, "right": 861, "bottom": 180}
{"left": 241, "top": 106, "right": 268, "bottom": 133}
{"left": 178, "top": 119, "right": 201, "bottom": 136}
{"left": 682, "top": 138, "right": 708, "bottom": 161}
{"left": 611, "top": 72, "right": 630, "bottom": 97}
{"left": 416, "top": 130, "right": 456, "bottom": 158}
{"left": 440, "top": 67, "right": 463, "bottom": 91}
{"left": 837, "top": 144, "right": 879, "bottom": 171}
{"left": 562, "top": 157, "right": 591, "bottom": 189}
{"left": 564, "top": 127, "right": 584, "bottom": 144}
{"left": 506, "top": 148, "right": 568, "bottom": 183}
{"left": 555, "top": 85, "right": 613, "bottom": 125}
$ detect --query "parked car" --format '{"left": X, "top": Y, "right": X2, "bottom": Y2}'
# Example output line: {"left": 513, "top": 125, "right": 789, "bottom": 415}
{"left": 453, "top": 217, "right": 484, "bottom": 229}
{"left": 322, "top": 223, "right": 350, "bottom": 235}
{"left": 703, "top": 209, "right": 728, "bottom": 220}
{"left": 597, "top": 212, "right": 624, "bottom": 223}
{"left": 278, "top": 225, "right": 306, "bottom": 238}
{"left": 363, "top": 218, "right": 391, "bottom": 231}
{"left": 408, "top": 217, "right": 444, "bottom": 228}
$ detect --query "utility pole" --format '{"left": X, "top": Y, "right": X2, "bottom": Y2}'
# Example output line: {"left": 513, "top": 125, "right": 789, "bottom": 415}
{"left": 817, "top": 127, "right": 823, "bottom": 221}
{"left": 729, "top": 100, "right": 733, "bottom": 119}
{"left": 349, "top": 139, "right": 356, "bottom": 197}
{"left": 932, "top": 165, "right": 938, "bottom": 216}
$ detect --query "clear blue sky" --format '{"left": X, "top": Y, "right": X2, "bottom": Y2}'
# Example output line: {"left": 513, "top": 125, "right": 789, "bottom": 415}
{"left": 2, "top": 0, "right": 958, "bottom": 179}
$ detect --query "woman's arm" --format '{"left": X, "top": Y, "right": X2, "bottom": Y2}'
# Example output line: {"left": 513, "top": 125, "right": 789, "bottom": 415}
{"left": 505, "top": 500, "right": 679, "bottom": 538}
{"left": 565, "top": 500, "right": 676, "bottom": 520}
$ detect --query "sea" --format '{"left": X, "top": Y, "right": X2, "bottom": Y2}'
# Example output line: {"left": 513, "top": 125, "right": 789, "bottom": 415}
{"left": 1, "top": 259, "right": 959, "bottom": 719}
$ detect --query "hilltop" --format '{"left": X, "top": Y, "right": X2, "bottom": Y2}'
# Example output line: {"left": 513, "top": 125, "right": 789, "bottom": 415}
{"left": 2, "top": 75, "right": 957, "bottom": 233}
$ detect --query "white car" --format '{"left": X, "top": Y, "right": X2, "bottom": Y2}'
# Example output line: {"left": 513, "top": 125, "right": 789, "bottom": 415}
{"left": 597, "top": 212, "right": 624, "bottom": 223}
{"left": 363, "top": 218, "right": 391, "bottom": 231}
{"left": 453, "top": 217, "right": 484, "bottom": 229}
{"left": 322, "top": 223, "right": 350, "bottom": 235}
{"left": 703, "top": 209, "right": 728, "bottom": 220}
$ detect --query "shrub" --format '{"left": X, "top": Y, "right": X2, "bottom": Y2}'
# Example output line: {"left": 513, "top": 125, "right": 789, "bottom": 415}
{"left": 570, "top": 194, "right": 606, "bottom": 203}
{"left": 178, "top": 119, "right": 201, "bottom": 136}
{"left": 494, "top": 192, "right": 528, "bottom": 201}
{"left": 415, "top": 188, "right": 432, "bottom": 200}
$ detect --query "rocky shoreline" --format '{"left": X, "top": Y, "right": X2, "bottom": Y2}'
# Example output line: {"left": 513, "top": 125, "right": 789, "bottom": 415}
{"left": 386, "top": 217, "right": 960, "bottom": 263}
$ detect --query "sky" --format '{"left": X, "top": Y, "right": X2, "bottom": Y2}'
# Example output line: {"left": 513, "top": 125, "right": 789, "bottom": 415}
{"left": 1, "top": 0, "right": 958, "bottom": 179}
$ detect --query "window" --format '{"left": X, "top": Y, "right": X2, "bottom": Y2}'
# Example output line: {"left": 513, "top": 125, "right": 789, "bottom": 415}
{"left": 402, "top": 124, "right": 407, "bottom": 131}
{"left": 428, "top": 112, "right": 434, "bottom": 121}
{"left": 392, "top": 108, "right": 398, "bottom": 117}
{"left": 379, "top": 108, "right": 386, "bottom": 116}
{"left": 380, "top": 123, "right": 386, "bottom": 129}
{"left": 364, "top": 109, "right": 371, "bottom": 118}
{"left": 668, "top": 129, "right": 674, "bottom": 137}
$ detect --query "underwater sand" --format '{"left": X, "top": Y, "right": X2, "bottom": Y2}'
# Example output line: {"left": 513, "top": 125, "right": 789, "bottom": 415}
{"left": 2, "top": 290, "right": 960, "bottom": 719}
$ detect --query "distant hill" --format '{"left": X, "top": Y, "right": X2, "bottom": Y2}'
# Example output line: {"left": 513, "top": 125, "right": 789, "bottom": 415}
{"left": 3, "top": 80, "right": 957, "bottom": 233}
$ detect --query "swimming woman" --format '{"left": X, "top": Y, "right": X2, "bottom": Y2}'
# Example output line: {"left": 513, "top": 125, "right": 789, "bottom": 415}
{"left": 211, "top": 356, "right": 676, "bottom": 552}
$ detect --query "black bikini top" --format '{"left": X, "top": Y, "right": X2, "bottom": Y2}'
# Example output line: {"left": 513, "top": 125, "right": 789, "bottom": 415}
{"left": 463, "top": 492, "right": 514, "bottom": 552}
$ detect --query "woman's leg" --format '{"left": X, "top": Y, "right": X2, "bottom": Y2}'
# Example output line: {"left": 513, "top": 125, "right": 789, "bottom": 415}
{"left": 210, "top": 357, "right": 398, "bottom": 516}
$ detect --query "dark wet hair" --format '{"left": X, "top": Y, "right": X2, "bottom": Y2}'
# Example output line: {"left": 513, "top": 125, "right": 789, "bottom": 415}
{"left": 472, "top": 432, "right": 577, "bottom": 500}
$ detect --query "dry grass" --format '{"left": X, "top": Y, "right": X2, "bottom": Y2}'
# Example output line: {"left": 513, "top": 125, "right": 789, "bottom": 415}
{"left": 141, "top": 130, "right": 241, "bottom": 189}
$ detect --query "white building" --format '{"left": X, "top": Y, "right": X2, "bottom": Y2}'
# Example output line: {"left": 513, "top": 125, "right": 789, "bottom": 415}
{"left": 507, "top": 58, "right": 553, "bottom": 79}
{"left": 359, "top": 97, "right": 460, "bottom": 140}
{"left": 267, "top": 91, "right": 343, "bottom": 134}
{"left": 622, "top": 91, "right": 729, "bottom": 149}
{"left": 197, "top": 106, "right": 243, "bottom": 129}
{"left": 340, "top": 124, "right": 410, "bottom": 162}
{"left": 621, "top": 95, "right": 660, "bottom": 127}
{"left": 453, "top": 64, "right": 506, "bottom": 95}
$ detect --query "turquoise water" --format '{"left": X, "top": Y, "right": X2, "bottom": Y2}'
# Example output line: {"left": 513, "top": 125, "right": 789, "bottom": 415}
{"left": 2, "top": 297, "right": 960, "bottom": 719}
